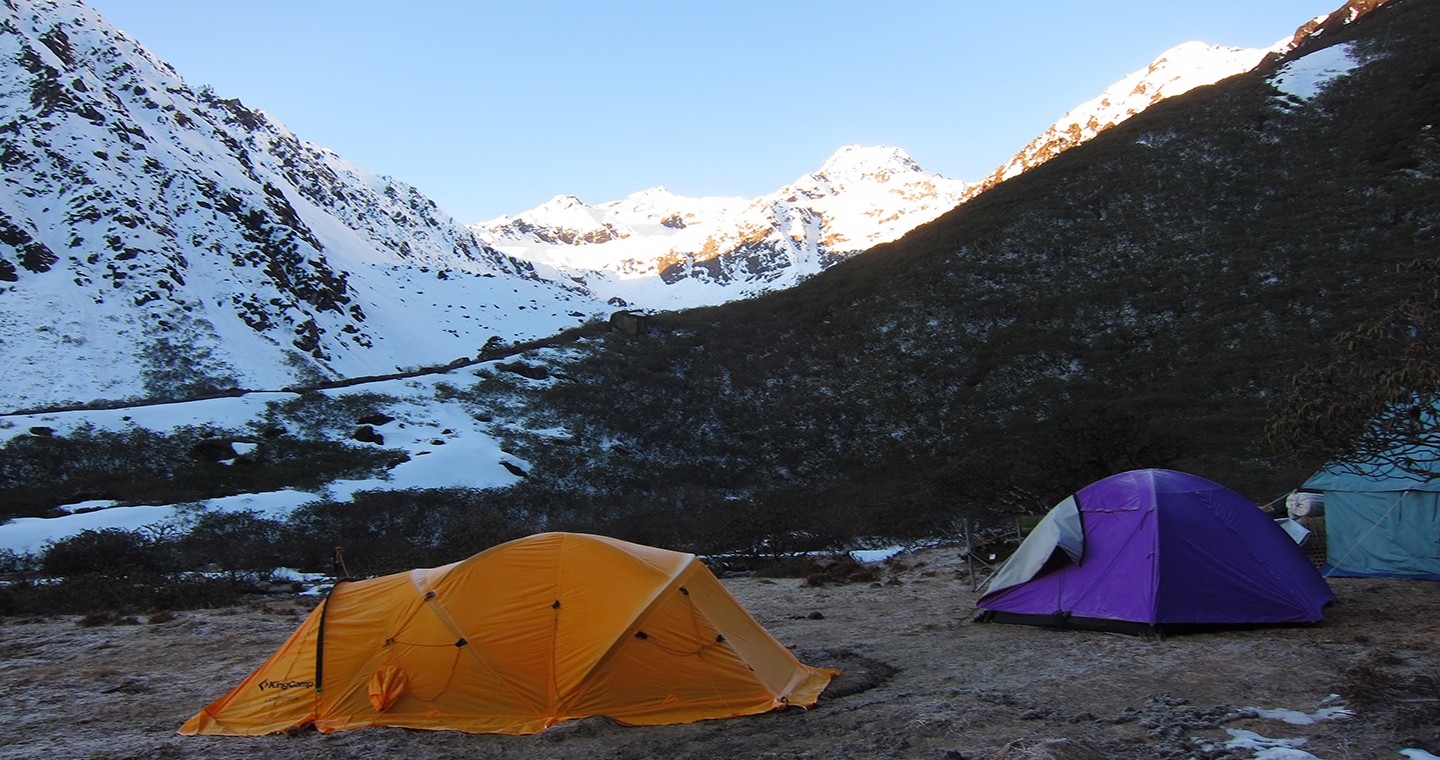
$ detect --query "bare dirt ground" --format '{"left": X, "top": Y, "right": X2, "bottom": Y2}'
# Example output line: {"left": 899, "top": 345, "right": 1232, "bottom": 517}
{"left": 2, "top": 546, "right": 1437, "bottom": 760}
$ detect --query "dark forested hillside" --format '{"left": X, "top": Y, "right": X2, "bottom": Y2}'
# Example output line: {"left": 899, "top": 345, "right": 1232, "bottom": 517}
{"left": 490, "top": 0, "right": 1439, "bottom": 539}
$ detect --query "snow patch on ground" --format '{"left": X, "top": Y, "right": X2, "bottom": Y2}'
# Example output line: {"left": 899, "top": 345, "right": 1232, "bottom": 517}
{"left": 1270, "top": 41, "right": 1364, "bottom": 101}
{"left": 1205, "top": 697, "right": 1359, "bottom": 760}
{"left": 0, "top": 363, "right": 533, "bottom": 556}
{"left": 1, "top": 504, "right": 180, "bottom": 555}
{"left": 1249, "top": 705, "right": 1355, "bottom": 725}
{"left": 850, "top": 547, "right": 905, "bottom": 563}
{"left": 314, "top": 374, "right": 528, "bottom": 502}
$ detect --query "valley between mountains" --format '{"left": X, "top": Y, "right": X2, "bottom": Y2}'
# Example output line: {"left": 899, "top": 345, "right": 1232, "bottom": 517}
{"left": 1, "top": 0, "right": 1432, "bottom": 561}
{"left": 3, "top": 0, "right": 1440, "bottom": 758}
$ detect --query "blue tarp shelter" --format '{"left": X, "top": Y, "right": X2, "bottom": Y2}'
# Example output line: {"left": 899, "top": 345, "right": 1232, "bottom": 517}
{"left": 1303, "top": 462, "right": 1440, "bottom": 580}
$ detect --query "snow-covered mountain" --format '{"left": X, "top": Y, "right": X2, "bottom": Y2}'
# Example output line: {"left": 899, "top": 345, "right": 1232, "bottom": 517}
{"left": 475, "top": 41, "right": 1293, "bottom": 310}
{"left": 476, "top": 145, "right": 972, "bottom": 310}
{"left": 0, "top": 0, "right": 1365, "bottom": 413}
{"left": 964, "top": 0, "right": 1399, "bottom": 200}
{"left": 964, "top": 40, "right": 1284, "bottom": 198}
{"left": 0, "top": 0, "right": 605, "bottom": 411}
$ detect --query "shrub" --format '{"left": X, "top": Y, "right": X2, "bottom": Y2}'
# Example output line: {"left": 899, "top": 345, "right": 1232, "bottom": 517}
{"left": 1, "top": 572, "right": 253, "bottom": 615}
{"left": 0, "top": 548, "right": 38, "bottom": 573}
{"left": 0, "top": 424, "right": 407, "bottom": 519}
{"left": 263, "top": 391, "right": 396, "bottom": 439}
{"left": 282, "top": 488, "right": 538, "bottom": 576}
{"left": 40, "top": 528, "right": 177, "bottom": 577}
{"left": 175, "top": 510, "right": 289, "bottom": 572}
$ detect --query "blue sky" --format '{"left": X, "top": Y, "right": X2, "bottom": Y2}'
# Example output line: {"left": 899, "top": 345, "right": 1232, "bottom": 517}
{"left": 86, "top": 1, "right": 1332, "bottom": 223}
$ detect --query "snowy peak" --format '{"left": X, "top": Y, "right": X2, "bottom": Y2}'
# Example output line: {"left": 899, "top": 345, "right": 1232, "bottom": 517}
{"left": 974, "top": 40, "right": 1278, "bottom": 190}
{"left": 504, "top": 194, "right": 622, "bottom": 244}
{"left": 541, "top": 194, "right": 589, "bottom": 211}
{"left": 476, "top": 145, "right": 972, "bottom": 310}
{"left": 482, "top": 185, "right": 746, "bottom": 256}
{"left": 811, "top": 144, "right": 925, "bottom": 185}
{"left": 1267, "top": 0, "right": 1395, "bottom": 65}
{"left": 970, "top": 1, "right": 1402, "bottom": 196}
{"left": 783, "top": 145, "right": 948, "bottom": 206}
{"left": 1135, "top": 41, "right": 1273, "bottom": 99}
{"left": 617, "top": 185, "right": 678, "bottom": 207}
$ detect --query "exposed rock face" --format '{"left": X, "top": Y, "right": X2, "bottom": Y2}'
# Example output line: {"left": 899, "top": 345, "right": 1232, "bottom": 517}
{"left": 0, "top": 0, "right": 605, "bottom": 409}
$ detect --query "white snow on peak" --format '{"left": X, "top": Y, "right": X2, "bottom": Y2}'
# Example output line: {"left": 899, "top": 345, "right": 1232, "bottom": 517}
{"left": 1087, "top": 40, "right": 1276, "bottom": 120}
{"left": 625, "top": 185, "right": 676, "bottom": 201}
{"left": 1269, "top": 41, "right": 1365, "bottom": 101}
{"left": 813, "top": 144, "right": 925, "bottom": 184}
{"left": 475, "top": 144, "right": 971, "bottom": 310}
{"left": 990, "top": 40, "right": 1277, "bottom": 184}
{"left": 524, "top": 195, "right": 606, "bottom": 228}
{"left": 544, "top": 194, "right": 588, "bottom": 209}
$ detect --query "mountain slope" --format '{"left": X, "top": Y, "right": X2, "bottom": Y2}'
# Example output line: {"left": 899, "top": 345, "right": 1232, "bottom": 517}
{"left": 0, "top": 0, "right": 1350, "bottom": 411}
{"left": 489, "top": 0, "right": 1435, "bottom": 532}
{"left": 478, "top": 40, "right": 1292, "bottom": 312}
{"left": 0, "top": 0, "right": 604, "bottom": 410}
{"left": 477, "top": 145, "right": 972, "bottom": 310}
{"left": 966, "top": 40, "right": 1278, "bottom": 197}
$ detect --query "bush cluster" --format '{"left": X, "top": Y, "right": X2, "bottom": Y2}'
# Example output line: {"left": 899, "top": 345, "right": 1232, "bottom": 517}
{"left": 0, "top": 480, "right": 966, "bottom": 617}
{"left": 0, "top": 487, "right": 549, "bottom": 615}
{"left": 0, "top": 424, "right": 406, "bottom": 522}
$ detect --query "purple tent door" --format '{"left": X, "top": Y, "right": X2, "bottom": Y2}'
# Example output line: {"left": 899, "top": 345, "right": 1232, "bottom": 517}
{"left": 977, "top": 470, "right": 1334, "bottom": 632}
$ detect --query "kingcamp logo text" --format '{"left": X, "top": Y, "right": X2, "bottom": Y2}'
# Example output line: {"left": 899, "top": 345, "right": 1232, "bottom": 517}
{"left": 258, "top": 679, "right": 315, "bottom": 692}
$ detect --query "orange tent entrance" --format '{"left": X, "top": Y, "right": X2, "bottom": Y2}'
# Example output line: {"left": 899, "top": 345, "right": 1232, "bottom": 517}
{"left": 180, "top": 532, "right": 838, "bottom": 736}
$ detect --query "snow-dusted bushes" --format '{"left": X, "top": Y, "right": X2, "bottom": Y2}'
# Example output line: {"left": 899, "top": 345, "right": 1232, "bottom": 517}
{"left": 0, "top": 423, "right": 407, "bottom": 521}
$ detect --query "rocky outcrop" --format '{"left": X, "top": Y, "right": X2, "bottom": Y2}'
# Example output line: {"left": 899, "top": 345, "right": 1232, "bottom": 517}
{"left": 0, "top": 0, "right": 607, "bottom": 409}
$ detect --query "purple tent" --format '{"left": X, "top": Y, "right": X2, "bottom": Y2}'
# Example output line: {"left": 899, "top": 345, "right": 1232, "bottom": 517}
{"left": 976, "top": 469, "right": 1334, "bottom": 634}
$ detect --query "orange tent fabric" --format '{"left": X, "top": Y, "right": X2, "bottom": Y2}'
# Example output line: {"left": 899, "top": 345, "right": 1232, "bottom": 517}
{"left": 179, "top": 532, "right": 838, "bottom": 736}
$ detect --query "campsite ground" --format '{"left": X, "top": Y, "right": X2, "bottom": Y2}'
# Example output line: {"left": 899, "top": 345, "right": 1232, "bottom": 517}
{"left": 1, "top": 546, "right": 1436, "bottom": 760}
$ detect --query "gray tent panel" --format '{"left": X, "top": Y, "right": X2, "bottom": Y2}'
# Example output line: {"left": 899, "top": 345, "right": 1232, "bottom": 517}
{"left": 981, "top": 496, "right": 1085, "bottom": 596}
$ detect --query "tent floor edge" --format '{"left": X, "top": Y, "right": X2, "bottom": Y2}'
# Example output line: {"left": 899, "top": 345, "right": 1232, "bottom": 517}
{"left": 974, "top": 610, "right": 1160, "bottom": 636}
{"left": 977, "top": 609, "right": 1331, "bottom": 637}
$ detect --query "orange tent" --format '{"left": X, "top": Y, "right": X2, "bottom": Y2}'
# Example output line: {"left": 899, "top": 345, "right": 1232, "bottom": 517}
{"left": 179, "top": 532, "right": 838, "bottom": 736}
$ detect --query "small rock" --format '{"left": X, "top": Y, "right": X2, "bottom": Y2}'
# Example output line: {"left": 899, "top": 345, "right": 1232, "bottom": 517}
{"left": 353, "top": 425, "right": 384, "bottom": 445}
